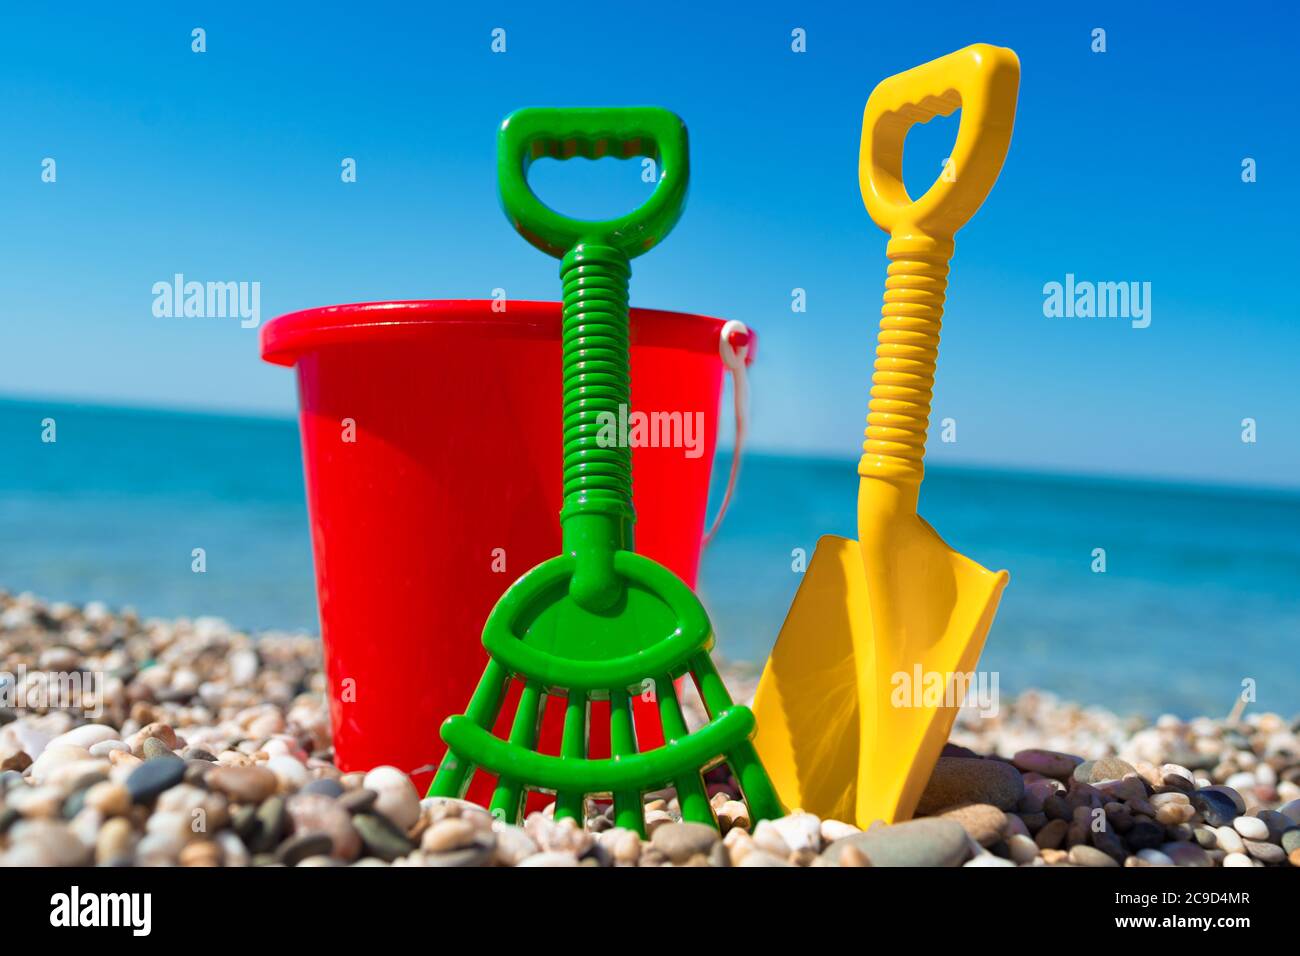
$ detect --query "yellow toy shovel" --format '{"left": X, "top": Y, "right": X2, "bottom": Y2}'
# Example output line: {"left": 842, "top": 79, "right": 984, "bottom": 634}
{"left": 753, "top": 44, "right": 1019, "bottom": 827}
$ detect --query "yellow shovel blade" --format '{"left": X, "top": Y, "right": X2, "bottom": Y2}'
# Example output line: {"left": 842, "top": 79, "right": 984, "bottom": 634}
{"left": 753, "top": 522, "right": 1007, "bottom": 827}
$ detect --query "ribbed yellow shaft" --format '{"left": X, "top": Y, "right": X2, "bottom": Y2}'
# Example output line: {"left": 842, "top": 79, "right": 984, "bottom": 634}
{"left": 858, "top": 234, "right": 955, "bottom": 487}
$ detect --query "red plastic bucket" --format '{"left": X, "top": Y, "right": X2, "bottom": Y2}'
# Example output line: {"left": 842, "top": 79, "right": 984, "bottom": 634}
{"left": 261, "top": 300, "right": 753, "bottom": 801}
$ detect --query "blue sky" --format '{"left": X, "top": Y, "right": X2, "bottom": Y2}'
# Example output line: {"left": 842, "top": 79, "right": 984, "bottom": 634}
{"left": 1, "top": 1, "right": 1296, "bottom": 488}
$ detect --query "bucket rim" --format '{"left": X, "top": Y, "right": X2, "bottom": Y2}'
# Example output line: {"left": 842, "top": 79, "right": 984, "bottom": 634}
{"left": 260, "top": 299, "right": 756, "bottom": 368}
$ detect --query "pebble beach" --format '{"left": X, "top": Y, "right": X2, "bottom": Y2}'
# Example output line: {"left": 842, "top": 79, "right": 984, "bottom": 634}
{"left": 2, "top": 589, "right": 1298, "bottom": 868}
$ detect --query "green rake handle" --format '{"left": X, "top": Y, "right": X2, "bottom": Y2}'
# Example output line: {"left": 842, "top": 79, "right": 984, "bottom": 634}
{"left": 428, "top": 108, "right": 784, "bottom": 835}
{"left": 499, "top": 107, "right": 689, "bottom": 613}
{"left": 498, "top": 106, "right": 689, "bottom": 260}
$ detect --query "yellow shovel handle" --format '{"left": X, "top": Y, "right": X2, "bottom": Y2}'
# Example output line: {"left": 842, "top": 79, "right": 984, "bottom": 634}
{"left": 856, "top": 44, "right": 1019, "bottom": 492}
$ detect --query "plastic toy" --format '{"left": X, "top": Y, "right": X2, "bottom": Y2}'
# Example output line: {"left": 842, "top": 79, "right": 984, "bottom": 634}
{"left": 752, "top": 45, "right": 1020, "bottom": 827}
{"left": 428, "top": 107, "right": 783, "bottom": 834}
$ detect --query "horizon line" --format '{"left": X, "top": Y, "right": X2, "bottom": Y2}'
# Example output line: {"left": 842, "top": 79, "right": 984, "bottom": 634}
{"left": 3, "top": 390, "right": 1297, "bottom": 500}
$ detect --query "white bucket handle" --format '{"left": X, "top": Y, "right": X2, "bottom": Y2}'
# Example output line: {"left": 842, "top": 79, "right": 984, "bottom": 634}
{"left": 703, "top": 319, "right": 750, "bottom": 546}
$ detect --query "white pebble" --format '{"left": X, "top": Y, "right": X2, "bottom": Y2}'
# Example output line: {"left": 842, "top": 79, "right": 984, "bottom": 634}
{"left": 1225, "top": 771, "right": 1256, "bottom": 792}
{"left": 1213, "top": 826, "right": 1244, "bottom": 853}
{"left": 26, "top": 745, "right": 91, "bottom": 785}
{"left": 964, "top": 851, "right": 1015, "bottom": 867}
{"left": 88, "top": 740, "right": 130, "bottom": 758}
{"left": 363, "top": 765, "right": 421, "bottom": 830}
{"left": 1135, "top": 848, "right": 1175, "bottom": 866}
{"left": 767, "top": 812, "right": 821, "bottom": 852}
{"left": 516, "top": 851, "right": 579, "bottom": 867}
{"left": 266, "top": 755, "right": 311, "bottom": 792}
{"left": 820, "top": 819, "right": 861, "bottom": 843}
{"left": 49, "top": 725, "right": 119, "bottom": 750}
{"left": 1222, "top": 851, "right": 1253, "bottom": 867}
{"left": 1232, "top": 816, "right": 1269, "bottom": 841}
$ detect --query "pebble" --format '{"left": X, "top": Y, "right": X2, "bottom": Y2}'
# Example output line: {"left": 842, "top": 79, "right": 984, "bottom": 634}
{"left": 915, "top": 757, "right": 1025, "bottom": 815}
{"left": 1035, "top": 819, "right": 1068, "bottom": 850}
{"left": 1205, "top": 785, "right": 1247, "bottom": 815}
{"left": 422, "top": 818, "right": 478, "bottom": 853}
{"left": 766, "top": 812, "right": 821, "bottom": 852}
{"left": 49, "top": 725, "right": 119, "bottom": 750}
{"left": 1243, "top": 839, "right": 1285, "bottom": 864}
{"left": 1008, "top": 833, "right": 1039, "bottom": 863}
{"left": 965, "top": 851, "right": 1016, "bottom": 867}
{"left": 1190, "top": 789, "right": 1238, "bottom": 827}
{"left": 1161, "top": 842, "right": 1212, "bottom": 867}
{"left": 96, "top": 817, "right": 135, "bottom": 865}
{"left": 363, "top": 766, "right": 421, "bottom": 830}
{"left": 1232, "top": 816, "right": 1270, "bottom": 841}
{"left": 266, "top": 755, "right": 311, "bottom": 792}
{"left": 338, "top": 788, "right": 379, "bottom": 814}
{"left": 424, "top": 841, "right": 494, "bottom": 867}
{"left": 125, "top": 756, "right": 186, "bottom": 802}
{"left": 302, "top": 778, "right": 345, "bottom": 799}
{"left": 141, "top": 737, "right": 174, "bottom": 760}
{"left": 652, "top": 821, "right": 721, "bottom": 863}
{"left": 1223, "top": 851, "right": 1253, "bottom": 867}
{"left": 516, "top": 851, "right": 579, "bottom": 867}
{"left": 716, "top": 800, "right": 750, "bottom": 833}
{"left": 3, "top": 820, "right": 92, "bottom": 866}
{"left": 941, "top": 803, "right": 1007, "bottom": 847}
{"left": 83, "top": 781, "right": 132, "bottom": 817}
{"left": 1079, "top": 756, "right": 1137, "bottom": 784}
{"left": 525, "top": 814, "right": 593, "bottom": 856}
{"left": 1069, "top": 844, "right": 1119, "bottom": 867}
{"left": 1135, "top": 848, "right": 1176, "bottom": 866}
{"left": 1278, "top": 798, "right": 1300, "bottom": 825}
{"left": 179, "top": 841, "right": 223, "bottom": 867}
{"left": 287, "top": 793, "right": 361, "bottom": 861}
{"left": 27, "top": 745, "right": 91, "bottom": 785}
{"left": 822, "top": 818, "right": 971, "bottom": 867}
{"left": 820, "top": 819, "right": 860, "bottom": 843}
{"left": 207, "top": 766, "right": 278, "bottom": 804}
{"left": 353, "top": 812, "right": 414, "bottom": 862}
{"left": 1213, "top": 826, "right": 1245, "bottom": 853}
{"left": 252, "top": 796, "right": 289, "bottom": 853}
{"left": 493, "top": 824, "right": 540, "bottom": 866}
{"left": 1012, "top": 749, "right": 1082, "bottom": 780}
{"left": 277, "top": 831, "right": 335, "bottom": 866}
{"left": 737, "top": 850, "right": 792, "bottom": 867}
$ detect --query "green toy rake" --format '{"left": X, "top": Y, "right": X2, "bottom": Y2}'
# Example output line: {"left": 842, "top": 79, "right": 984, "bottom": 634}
{"left": 428, "top": 107, "right": 784, "bottom": 835}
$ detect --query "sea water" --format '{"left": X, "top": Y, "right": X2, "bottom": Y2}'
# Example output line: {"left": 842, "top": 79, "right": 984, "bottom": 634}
{"left": 2, "top": 397, "right": 1297, "bottom": 717}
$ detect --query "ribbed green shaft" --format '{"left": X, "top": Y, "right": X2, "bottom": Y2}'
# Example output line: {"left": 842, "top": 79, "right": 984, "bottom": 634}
{"left": 558, "top": 243, "right": 634, "bottom": 527}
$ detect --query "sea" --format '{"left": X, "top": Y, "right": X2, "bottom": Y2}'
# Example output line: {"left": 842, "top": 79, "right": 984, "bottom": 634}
{"left": 2, "top": 397, "right": 1297, "bottom": 719}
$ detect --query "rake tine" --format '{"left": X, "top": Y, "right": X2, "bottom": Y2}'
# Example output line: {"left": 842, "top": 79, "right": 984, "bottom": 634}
{"left": 489, "top": 681, "right": 544, "bottom": 822}
{"left": 656, "top": 674, "right": 715, "bottom": 828}
{"left": 608, "top": 688, "right": 644, "bottom": 835}
{"left": 430, "top": 659, "right": 510, "bottom": 799}
{"left": 553, "top": 691, "right": 588, "bottom": 823}
{"left": 690, "top": 655, "right": 784, "bottom": 823}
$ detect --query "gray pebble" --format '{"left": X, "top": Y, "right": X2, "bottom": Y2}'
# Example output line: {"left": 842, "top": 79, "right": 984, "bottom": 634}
{"left": 302, "top": 778, "right": 345, "bottom": 799}
{"left": 338, "top": 788, "right": 378, "bottom": 815}
{"left": 125, "top": 756, "right": 186, "bottom": 803}
{"left": 277, "top": 831, "right": 335, "bottom": 866}
{"left": 1190, "top": 789, "right": 1238, "bottom": 828}
{"left": 353, "top": 813, "right": 414, "bottom": 862}
{"left": 142, "top": 737, "right": 174, "bottom": 760}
